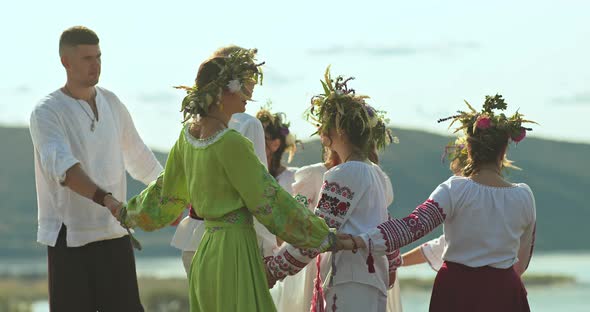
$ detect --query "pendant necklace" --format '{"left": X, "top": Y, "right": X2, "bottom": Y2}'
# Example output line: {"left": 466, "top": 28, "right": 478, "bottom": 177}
{"left": 63, "top": 85, "right": 97, "bottom": 132}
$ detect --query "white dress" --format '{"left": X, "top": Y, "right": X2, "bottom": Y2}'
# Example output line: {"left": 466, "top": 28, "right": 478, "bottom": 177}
{"left": 267, "top": 161, "right": 401, "bottom": 312}
{"left": 170, "top": 113, "right": 279, "bottom": 275}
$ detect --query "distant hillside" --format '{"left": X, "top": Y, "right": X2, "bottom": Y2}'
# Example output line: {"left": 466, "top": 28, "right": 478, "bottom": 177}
{"left": 0, "top": 126, "right": 588, "bottom": 258}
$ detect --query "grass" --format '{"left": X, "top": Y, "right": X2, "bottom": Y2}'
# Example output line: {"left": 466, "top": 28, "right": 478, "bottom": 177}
{"left": 0, "top": 277, "right": 189, "bottom": 312}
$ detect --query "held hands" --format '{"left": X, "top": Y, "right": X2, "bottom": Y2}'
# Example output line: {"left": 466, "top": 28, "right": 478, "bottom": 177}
{"left": 335, "top": 233, "right": 367, "bottom": 251}
{"left": 388, "top": 270, "right": 397, "bottom": 289}
{"left": 104, "top": 195, "right": 142, "bottom": 250}
{"left": 104, "top": 194, "right": 123, "bottom": 219}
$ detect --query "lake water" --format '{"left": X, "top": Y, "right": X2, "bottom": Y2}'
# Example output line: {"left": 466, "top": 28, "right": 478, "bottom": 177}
{"left": 1, "top": 252, "right": 587, "bottom": 311}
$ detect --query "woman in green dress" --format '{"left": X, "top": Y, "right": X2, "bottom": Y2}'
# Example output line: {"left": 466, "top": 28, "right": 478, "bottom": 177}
{"left": 118, "top": 48, "right": 336, "bottom": 311}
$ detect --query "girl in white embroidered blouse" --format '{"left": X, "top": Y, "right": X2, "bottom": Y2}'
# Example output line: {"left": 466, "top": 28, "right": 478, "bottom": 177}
{"left": 341, "top": 94, "right": 537, "bottom": 312}
{"left": 265, "top": 66, "right": 400, "bottom": 312}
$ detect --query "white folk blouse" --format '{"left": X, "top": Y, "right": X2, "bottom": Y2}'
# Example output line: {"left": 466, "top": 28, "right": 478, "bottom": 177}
{"left": 362, "top": 176, "right": 536, "bottom": 271}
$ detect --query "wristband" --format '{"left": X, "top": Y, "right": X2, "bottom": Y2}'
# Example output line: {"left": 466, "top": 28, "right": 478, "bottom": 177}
{"left": 92, "top": 187, "right": 112, "bottom": 206}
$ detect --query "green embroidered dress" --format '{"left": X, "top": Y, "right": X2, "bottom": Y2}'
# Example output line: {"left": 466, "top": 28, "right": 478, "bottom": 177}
{"left": 125, "top": 126, "right": 331, "bottom": 312}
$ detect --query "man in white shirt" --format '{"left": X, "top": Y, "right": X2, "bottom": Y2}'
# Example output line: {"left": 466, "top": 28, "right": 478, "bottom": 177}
{"left": 29, "top": 26, "right": 162, "bottom": 311}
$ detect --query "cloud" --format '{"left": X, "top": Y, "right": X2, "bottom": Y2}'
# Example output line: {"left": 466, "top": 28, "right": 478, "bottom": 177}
{"left": 0, "top": 85, "right": 33, "bottom": 95}
{"left": 551, "top": 92, "right": 590, "bottom": 106}
{"left": 307, "top": 41, "right": 480, "bottom": 57}
{"left": 262, "top": 66, "right": 301, "bottom": 86}
{"left": 137, "top": 91, "right": 179, "bottom": 104}
{"left": 13, "top": 85, "right": 32, "bottom": 94}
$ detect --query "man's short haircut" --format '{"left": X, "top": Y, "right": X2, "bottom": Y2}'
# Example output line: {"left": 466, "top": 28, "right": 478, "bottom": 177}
{"left": 59, "top": 26, "right": 99, "bottom": 56}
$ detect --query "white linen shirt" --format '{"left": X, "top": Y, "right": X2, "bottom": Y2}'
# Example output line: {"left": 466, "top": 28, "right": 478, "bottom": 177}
{"left": 29, "top": 87, "right": 163, "bottom": 247}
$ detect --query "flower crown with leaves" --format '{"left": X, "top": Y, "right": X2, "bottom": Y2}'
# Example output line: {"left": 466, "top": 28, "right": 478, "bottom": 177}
{"left": 437, "top": 94, "right": 536, "bottom": 143}
{"left": 175, "top": 48, "right": 264, "bottom": 122}
{"left": 256, "top": 104, "right": 301, "bottom": 163}
{"left": 306, "top": 66, "right": 397, "bottom": 152}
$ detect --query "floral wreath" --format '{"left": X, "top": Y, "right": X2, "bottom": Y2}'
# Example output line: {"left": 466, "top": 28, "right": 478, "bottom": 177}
{"left": 175, "top": 48, "right": 264, "bottom": 121}
{"left": 306, "top": 66, "right": 397, "bottom": 151}
{"left": 256, "top": 103, "right": 301, "bottom": 163}
{"left": 437, "top": 94, "right": 536, "bottom": 143}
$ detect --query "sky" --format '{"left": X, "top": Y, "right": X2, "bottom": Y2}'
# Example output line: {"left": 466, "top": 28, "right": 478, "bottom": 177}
{"left": 1, "top": 0, "right": 588, "bottom": 151}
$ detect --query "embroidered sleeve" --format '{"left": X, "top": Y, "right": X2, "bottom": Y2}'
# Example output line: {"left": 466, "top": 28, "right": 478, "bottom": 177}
{"left": 219, "top": 132, "right": 330, "bottom": 249}
{"left": 385, "top": 214, "right": 402, "bottom": 272}
{"left": 360, "top": 182, "right": 451, "bottom": 255}
{"left": 387, "top": 249, "right": 402, "bottom": 273}
{"left": 124, "top": 134, "right": 189, "bottom": 231}
{"left": 314, "top": 180, "right": 356, "bottom": 230}
{"left": 266, "top": 242, "right": 323, "bottom": 280}
{"left": 360, "top": 200, "right": 448, "bottom": 257}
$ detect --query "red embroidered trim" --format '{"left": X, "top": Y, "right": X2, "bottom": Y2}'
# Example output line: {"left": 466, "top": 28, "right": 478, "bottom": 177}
{"left": 317, "top": 193, "right": 351, "bottom": 218}
{"left": 298, "top": 247, "right": 320, "bottom": 259}
{"left": 322, "top": 181, "right": 355, "bottom": 200}
{"left": 284, "top": 250, "right": 307, "bottom": 269}
{"left": 315, "top": 211, "right": 343, "bottom": 229}
{"left": 378, "top": 199, "right": 446, "bottom": 253}
{"left": 387, "top": 249, "right": 402, "bottom": 272}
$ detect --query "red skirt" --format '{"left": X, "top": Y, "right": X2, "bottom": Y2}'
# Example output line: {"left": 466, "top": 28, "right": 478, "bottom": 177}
{"left": 429, "top": 261, "right": 530, "bottom": 312}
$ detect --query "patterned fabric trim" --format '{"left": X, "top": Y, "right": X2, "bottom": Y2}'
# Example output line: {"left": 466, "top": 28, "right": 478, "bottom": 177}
{"left": 267, "top": 249, "right": 307, "bottom": 279}
{"left": 322, "top": 181, "right": 355, "bottom": 200}
{"left": 387, "top": 249, "right": 402, "bottom": 272}
{"left": 206, "top": 207, "right": 253, "bottom": 225}
{"left": 298, "top": 247, "right": 321, "bottom": 259}
{"left": 183, "top": 126, "right": 230, "bottom": 148}
{"left": 294, "top": 193, "right": 310, "bottom": 207}
{"left": 315, "top": 210, "right": 342, "bottom": 229}
{"left": 252, "top": 173, "right": 280, "bottom": 217}
{"left": 378, "top": 199, "right": 446, "bottom": 253}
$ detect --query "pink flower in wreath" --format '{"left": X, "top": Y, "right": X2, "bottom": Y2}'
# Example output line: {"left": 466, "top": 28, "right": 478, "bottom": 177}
{"left": 476, "top": 115, "right": 492, "bottom": 129}
{"left": 512, "top": 128, "right": 526, "bottom": 142}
